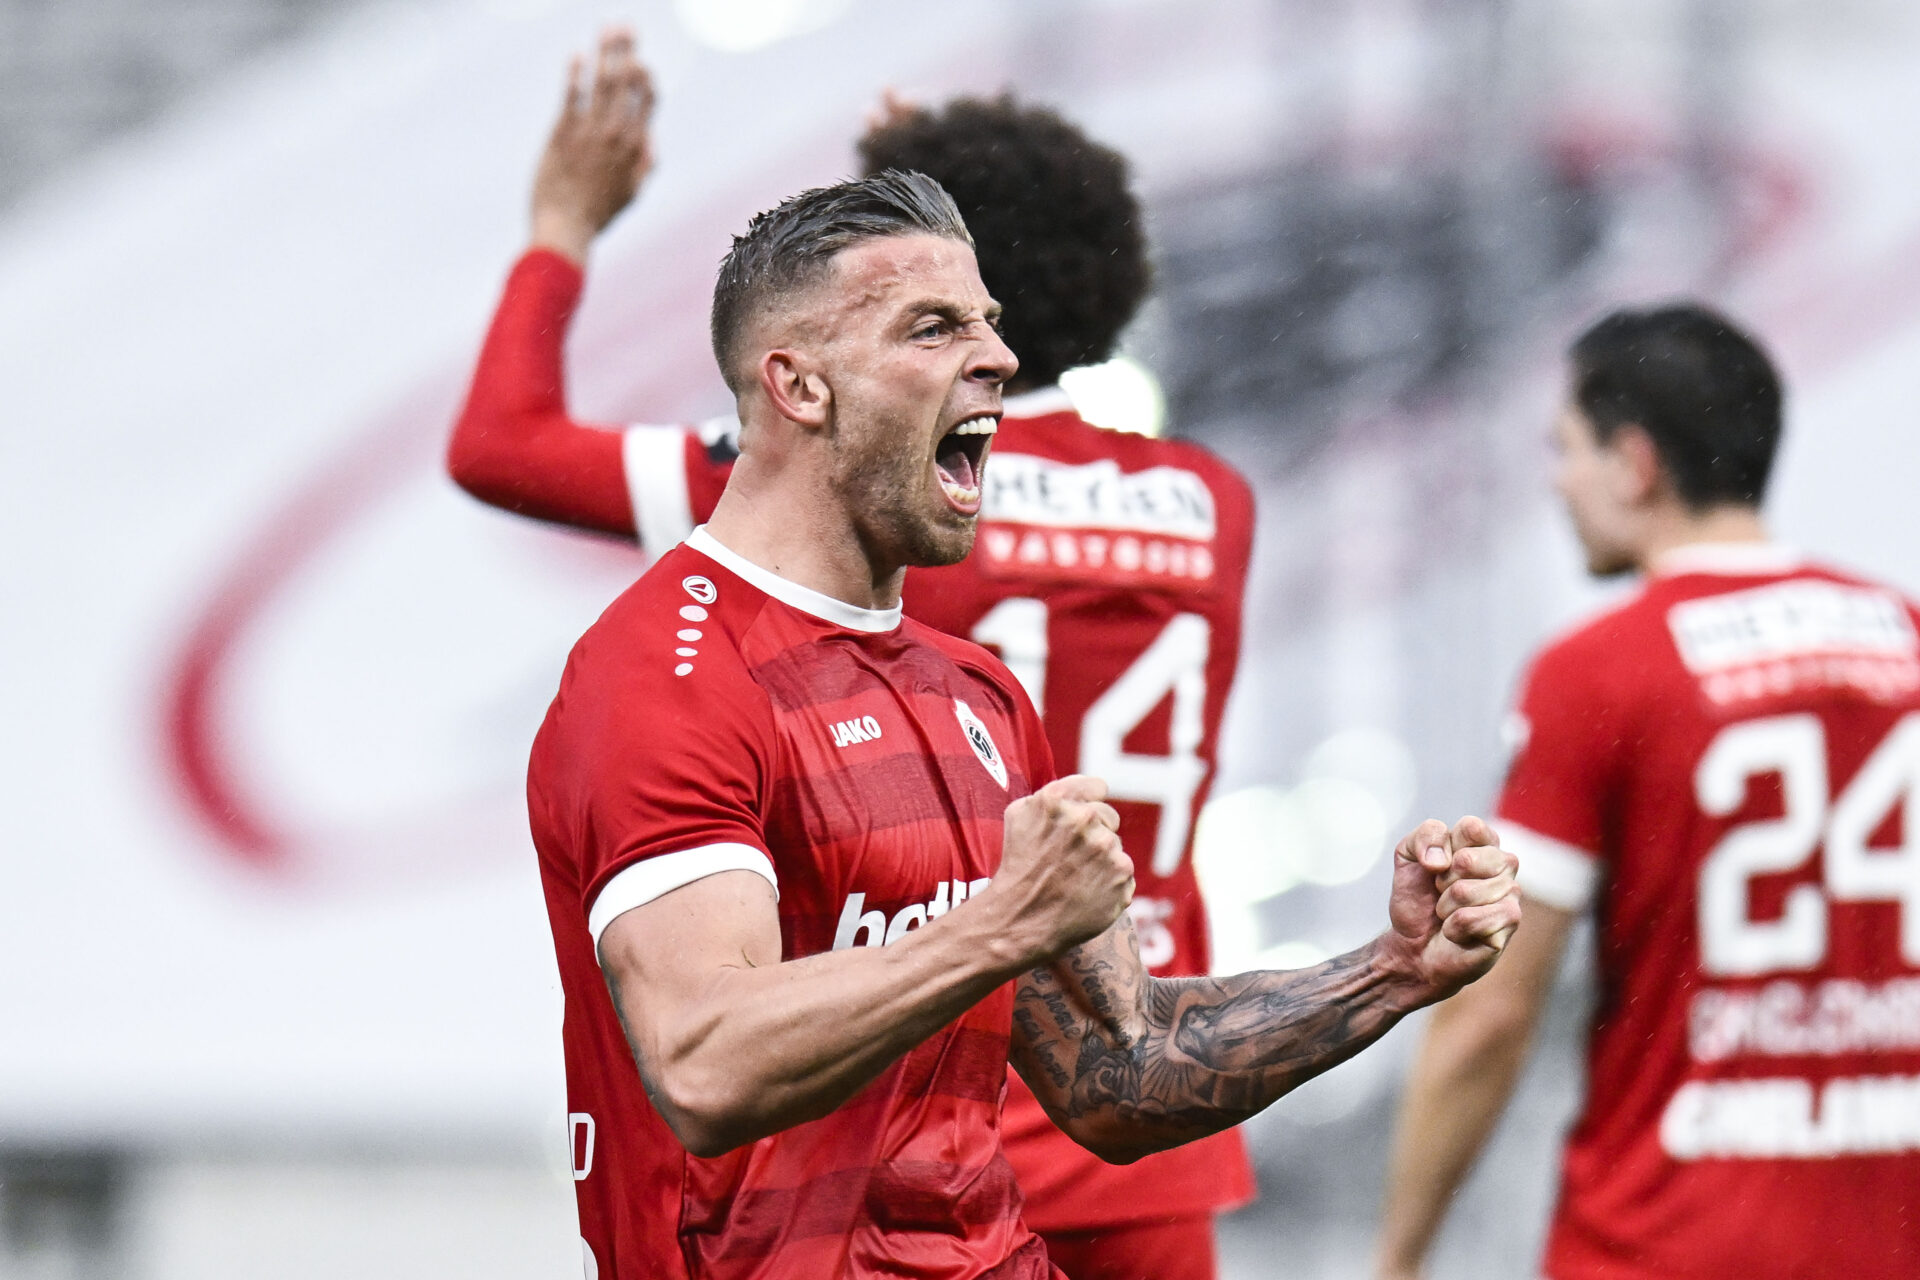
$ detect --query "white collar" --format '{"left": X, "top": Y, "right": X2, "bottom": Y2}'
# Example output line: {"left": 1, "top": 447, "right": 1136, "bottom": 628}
{"left": 1001, "top": 385, "right": 1076, "bottom": 419}
{"left": 685, "top": 526, "right": 902, "bottom": 633}
{"left": 1651, "top": 542, "right": 1806, "bottom": 578}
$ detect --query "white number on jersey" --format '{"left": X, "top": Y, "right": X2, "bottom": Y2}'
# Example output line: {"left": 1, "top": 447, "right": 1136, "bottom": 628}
{"left": 968, "top": 597, "right": 1049, "bottom": 711}
{"left": 970, "top": 601, "right": 1212, "bottom": 877}
{"left": 1826, "top": 715, "right": 1920, "bottom": 964}
{"left": 1697, "top": 712, "right": 1920, "bottom": 975}
{"left": 1696, "top": 716, "right": 1829, "bottom": 975}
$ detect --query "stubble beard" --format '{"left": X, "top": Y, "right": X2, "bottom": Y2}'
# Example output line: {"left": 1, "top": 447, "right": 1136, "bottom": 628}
{"left": 832, "top": 432, "right": 976, "bottom": 571}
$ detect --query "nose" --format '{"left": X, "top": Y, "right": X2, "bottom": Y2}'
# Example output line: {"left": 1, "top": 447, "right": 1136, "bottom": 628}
{"left": 966, "top": 324, "right": 1019, "bottom": 387}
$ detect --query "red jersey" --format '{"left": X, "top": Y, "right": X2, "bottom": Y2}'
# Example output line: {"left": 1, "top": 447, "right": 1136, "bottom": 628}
{"left": 1498, "top": 543, "right": 1920, "bottom": 1280}
{"left": 529, "top": 529, "right": 1062, "bottom": 1279}
{"left": 454, "top": 250, "right": 1256, "bottom": 1230}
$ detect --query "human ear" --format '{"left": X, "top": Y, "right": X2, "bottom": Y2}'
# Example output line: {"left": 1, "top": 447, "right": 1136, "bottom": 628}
{"left": 758, "top": 350, "right": 832, "bottom": 429}
{"left": 1610, "top": 424, "right": 1664, "bottom": 505}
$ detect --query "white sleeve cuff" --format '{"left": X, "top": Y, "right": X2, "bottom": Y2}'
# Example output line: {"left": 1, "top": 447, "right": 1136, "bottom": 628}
{"left": 587, "top": 842, "right": 778, "bottom": 952}
{"left": 622, "top": 424, "right": 697, "bottom": 552}
{"left": 1499, "top": 820, "right": 1602, "bottom": 913}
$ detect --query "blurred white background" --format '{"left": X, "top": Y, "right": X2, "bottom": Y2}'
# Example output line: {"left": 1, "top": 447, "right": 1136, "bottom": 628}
{"left": 5, "top": 0, "right": 1920, "bottom": 1276}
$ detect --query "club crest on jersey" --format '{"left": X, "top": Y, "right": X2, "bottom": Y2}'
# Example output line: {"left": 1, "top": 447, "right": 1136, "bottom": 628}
{"left": 953, "top": 698, "right": 1008, "bottom": 788}
{"left": 681, "top": 575, "right": 717, "bottom": 605}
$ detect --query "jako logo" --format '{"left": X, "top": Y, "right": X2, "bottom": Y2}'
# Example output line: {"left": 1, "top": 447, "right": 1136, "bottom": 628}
{"left": 833, "top": 880, "right": 993, "bottom": 949}
{"left": 830, "top": 715, "right": 883, "bottom": 748}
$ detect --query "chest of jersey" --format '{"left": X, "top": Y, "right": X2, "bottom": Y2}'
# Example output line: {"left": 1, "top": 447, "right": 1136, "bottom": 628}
{"left": 742, "top": 633, "right": 1031, "bottom": 962}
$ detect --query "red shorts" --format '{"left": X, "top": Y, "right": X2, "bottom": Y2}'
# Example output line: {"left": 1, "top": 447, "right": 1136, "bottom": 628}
{"left": 1040, "top": 1214, "right": 1217, "bottom": 1280}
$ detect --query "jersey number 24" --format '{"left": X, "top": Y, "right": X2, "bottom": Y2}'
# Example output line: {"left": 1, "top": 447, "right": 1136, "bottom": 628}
{"left": 1697, "top": 712, "right": 1920, "bottom": 976}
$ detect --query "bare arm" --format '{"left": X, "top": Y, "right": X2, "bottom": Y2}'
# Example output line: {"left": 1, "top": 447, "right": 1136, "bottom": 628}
{"left": 1011, "top": 818, "right": 1523, "bottom": 1162}
{"left": 1373, "top": 900, "right": 1576, "bottom": 1280}
{"left": 599, "top": 776, "right": 1135, "bottom": 1157}
{"left": 445, "top": 29, "right": 657, "bottom": 535}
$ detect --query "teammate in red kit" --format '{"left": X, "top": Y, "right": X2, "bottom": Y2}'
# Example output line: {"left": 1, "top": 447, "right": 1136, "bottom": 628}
{"left": 450, "top": 34, "right": 1256, "bottom": 1277}
{"left": 506, "top": 37, "right": 1524, "bottom": 1280}
{"left": 1374, "top": 306, "right": 1920, "bottom": 1280}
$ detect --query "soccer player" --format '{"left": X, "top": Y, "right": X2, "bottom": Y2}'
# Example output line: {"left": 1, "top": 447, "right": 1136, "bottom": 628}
{"left": 449, "top": 33, "right": 1258, "bottom": 1277}
{"left": 518, "top": 113, "right": 1523, "bottom": 1280}
{"left": 1374, "top": 306, "right": 1920, "bottom": 1280}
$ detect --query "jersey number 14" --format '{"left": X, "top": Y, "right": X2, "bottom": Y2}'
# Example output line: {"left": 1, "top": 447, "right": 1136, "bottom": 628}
{"left": 971, "top": 598, "right": 1210, "bottom": 877}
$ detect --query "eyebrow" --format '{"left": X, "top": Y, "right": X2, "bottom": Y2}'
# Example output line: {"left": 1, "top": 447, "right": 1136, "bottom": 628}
{"left": 904, "top": 298, "right": 1004, "bottom": 328}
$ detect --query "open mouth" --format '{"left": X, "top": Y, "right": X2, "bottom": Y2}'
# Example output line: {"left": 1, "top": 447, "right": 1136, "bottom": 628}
{"left": 934, "top": 414, "right": 997, "bottom": 513}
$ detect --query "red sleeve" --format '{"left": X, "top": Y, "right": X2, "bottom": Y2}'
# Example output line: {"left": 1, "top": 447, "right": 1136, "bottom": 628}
{"left": 684, "top": 432, "right": 732, "bottom": 527}
{"left": 1494, "top": 633, "right": 1622, "bottom": 911}
{"left": 620, "top": 421, "right": 737, "bottom": 547}
{"left": 446, "top": 250, "right": 638, "bottom": 537}
{"left": 543, "top": 608, "right": 780, "bottom": 942}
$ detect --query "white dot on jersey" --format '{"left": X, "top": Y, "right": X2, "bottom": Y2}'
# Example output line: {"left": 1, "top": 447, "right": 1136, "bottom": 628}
{"left": 674, "top": 663, "right": 694, "bottom": 677}
{"left": 679, "top": 605, "right": 708, "bottom": 622}
{"left": 676, "top": 629, "right": 702, "bottom": 642}
{"left": 675, "top": 647, "right": 697, "bottom": 657}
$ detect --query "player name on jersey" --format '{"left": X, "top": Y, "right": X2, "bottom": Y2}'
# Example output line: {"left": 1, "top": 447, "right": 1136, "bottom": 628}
{"left": 1661, "top": 1072, "right": 1920, "bottom": 1160}
{"left": 1668, "top": 580, "right": 1920, "bottom": 705}
{"left": 1690, "top": 975, "right": 1920, "bottom": 1063}
{"left": 978, "top": 453, "right": 1218, "bottom": 586}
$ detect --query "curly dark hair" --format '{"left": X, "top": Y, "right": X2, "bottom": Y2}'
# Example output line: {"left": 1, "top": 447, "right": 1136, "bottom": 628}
{"left": 858, "top": 95, "right": 1149, "bottom": 391}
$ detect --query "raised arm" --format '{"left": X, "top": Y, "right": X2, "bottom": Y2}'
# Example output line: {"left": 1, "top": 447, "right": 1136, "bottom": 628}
{"left": 598, "top": 776, "right": 1135, "bottom": 1158}
{"left": 1373, "top": 899, "right": 1575, "bottom": 1280}
{"left": 446, "top": 30, "right": 660, "bottom": 537}
{"left": 1009, "top": 817, "right": 1522, "bottom": 1163}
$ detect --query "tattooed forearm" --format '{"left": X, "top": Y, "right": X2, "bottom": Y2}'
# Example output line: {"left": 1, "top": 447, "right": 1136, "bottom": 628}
{"left": 1010, "top": 922, "right": 1427, "bottom": 1162}
{"left": 1012, "top": 1002, "right": 1071, "bottom": 1090}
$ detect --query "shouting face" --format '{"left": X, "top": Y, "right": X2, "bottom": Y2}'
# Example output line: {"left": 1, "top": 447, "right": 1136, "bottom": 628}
{"left": 803, "top": 234, "right": 1016, "bottom": 568}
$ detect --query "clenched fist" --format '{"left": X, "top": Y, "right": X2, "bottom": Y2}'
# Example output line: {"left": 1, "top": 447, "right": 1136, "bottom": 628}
{"left": 984, "top": 775, "right": 1135, "bottom": 964}
{"left": 1381, "top": 816, "right": 1521, "bottom": 1002}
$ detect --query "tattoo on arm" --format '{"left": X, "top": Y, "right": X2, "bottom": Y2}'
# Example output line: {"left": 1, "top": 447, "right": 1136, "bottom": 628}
{"left": 1012, "top": 923, "right": 1414, "bottom": 1158}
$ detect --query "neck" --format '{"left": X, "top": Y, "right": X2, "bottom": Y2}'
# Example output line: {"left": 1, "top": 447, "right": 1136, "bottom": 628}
{"left": 703, "top": 452, "right": 907, "bottom": 612}
{"left": 1635, "top": 504, "right": 1769, "bottom": 571}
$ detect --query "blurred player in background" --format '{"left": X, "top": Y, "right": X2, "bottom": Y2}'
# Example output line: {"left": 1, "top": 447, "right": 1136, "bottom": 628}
{"left": 448, "top": 31, "right": 1260, "bottom": 1279}
{"left": 1374, "top": 306, "right": 1920, "bottom": 1279}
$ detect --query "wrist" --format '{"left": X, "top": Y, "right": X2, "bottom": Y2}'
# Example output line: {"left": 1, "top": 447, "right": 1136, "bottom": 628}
{"left": 1365, "top": 933, "right": 1443, "bottom": 1015}
{"left": 955, "top": 881, "right": 1055, "bottom": 975}
{"left": 529, "top": 209, "right": 596, "bottom": 266}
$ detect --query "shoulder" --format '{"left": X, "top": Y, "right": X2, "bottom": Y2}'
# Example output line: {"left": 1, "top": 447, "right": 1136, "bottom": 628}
{"left": 1517, "top": 583, "right": 1669, "bottom": 699}
{"left": 1154, "top": 436, "right": 1257, "bottom": 560}
{"left": 1798, "top": 560, "right": 1920, "bottom": 613}
{"left": 551, "top": 546, "right": 775, "bottom": 738}
{"left": 1141, "top": 431, "right": 1252, "bottom": 494}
